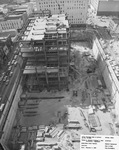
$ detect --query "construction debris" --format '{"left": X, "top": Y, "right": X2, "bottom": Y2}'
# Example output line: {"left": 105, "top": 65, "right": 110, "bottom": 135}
{"left": 8, "top": 41, "right": 116, "bottom": 150}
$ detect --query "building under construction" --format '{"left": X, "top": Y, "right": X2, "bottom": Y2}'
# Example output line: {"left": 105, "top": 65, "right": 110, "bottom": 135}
{"left": 20, "top": 14, "right": 70, "bottom": 91}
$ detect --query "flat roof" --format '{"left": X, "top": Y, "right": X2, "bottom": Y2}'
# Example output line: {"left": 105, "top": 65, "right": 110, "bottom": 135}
{"left": 14, "top": 9, "right": 27, "bottom": 12}
{"left": 98, "top": 1, "right": 119, "bottom": 12}
{"left": 8, "top": 14, "right": 23, "bottom": 17}
{"left": 0, "top": 30, "right": 16, "bottom": 38}
{"left": 21, "top": 14, "right": 69, "bottom": 42}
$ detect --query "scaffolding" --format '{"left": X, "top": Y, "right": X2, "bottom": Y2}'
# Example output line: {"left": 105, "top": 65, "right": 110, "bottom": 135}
{"left": 20, "top": 14, "right": 70, "bottom": 92}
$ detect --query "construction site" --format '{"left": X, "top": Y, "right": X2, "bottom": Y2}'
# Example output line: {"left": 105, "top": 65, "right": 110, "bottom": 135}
{"left": 20, "top": 14, "right": 70, "bottom": 92}
{"left": 1, "top": 14, "right": 119, "bottom": 150}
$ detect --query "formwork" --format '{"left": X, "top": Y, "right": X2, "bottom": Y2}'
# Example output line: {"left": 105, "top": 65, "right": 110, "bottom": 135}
{"left": 20, "top": 14, "right": 70, "bottom": 91}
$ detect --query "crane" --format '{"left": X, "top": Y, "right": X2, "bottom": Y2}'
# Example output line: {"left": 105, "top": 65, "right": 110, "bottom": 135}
{"left": 55, "top": 0, "right": 62, "bottom": 14}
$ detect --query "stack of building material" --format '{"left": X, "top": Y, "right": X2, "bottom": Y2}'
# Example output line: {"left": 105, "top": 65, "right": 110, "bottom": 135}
{"left": 39, "top": 125, "right": 45, "bottom": 130}
{"left": 21, "top": 126, "right": 27, "bottom": 132}
{"left": 88, "top": 114, "right": 102, "bottom": 132}
{"left": 65, "top": 123, "right": 82, "bottom": 129}
{"left": 36, "top": 141, "right": 57, "bottom": 147}
{"left": 49, "top": 128, "right": 59, "bottom": 138}
{"left": 36, "top": 130, "right": 45, "bottom": 142}
{"left": 57, "top": 130, "right": 64, "bottom": 139}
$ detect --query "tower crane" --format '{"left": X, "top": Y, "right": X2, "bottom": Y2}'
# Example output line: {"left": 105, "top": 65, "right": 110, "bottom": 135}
{"left": 55, "top": 0, "right": 62, "bottom": 14}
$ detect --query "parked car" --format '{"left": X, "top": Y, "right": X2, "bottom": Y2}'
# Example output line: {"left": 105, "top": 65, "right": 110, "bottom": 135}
{"left": 14, "top": 61, "right": 17, "bottom": 67}
{"left": 9, "top": 71, "right": 13, "bottom": 77}
{"left": 0, "top": 72, "right": 5, "bottom": 82}
{"left": 14, "top": 55, "right": 17, "bottom": 60}
{"left": 14, "top": 50, "right": 19, "bottom": 55}
{"left": 19, "top": 52, "right": 22, "bottom": 56}
{"left": 8, "top": 66, "right": 12, "bottom": 71}
{"left": 5, "top": 79, "right": 9, "bottom": 86}
{"left": 3, "top": 76, "right": 7, "bottom": 82}
{"left": 11, "top": 60, "right": 15, "bottom": 65}
{"left": 8, "top": 61, "right": 11, "bottom": 66}
{"left": 0, "top": 103, "right": 5, "bottom": 111}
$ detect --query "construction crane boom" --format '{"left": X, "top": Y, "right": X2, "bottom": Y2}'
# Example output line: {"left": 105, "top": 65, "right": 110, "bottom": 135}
{"left": 55, "top": 0, "right": 61, "bottom": 14}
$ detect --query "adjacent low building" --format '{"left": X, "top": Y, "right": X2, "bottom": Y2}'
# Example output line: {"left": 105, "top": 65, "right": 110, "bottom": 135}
{"left": 0, "top": 2, "right": 35, "bottom": 32}
{"left": 0, "top": 34, "right": 13, "bottom": 66}
{"left": 88, "top": 0, "right": 99, "bottom": 19}
{"left": 15, "top": 2, "right": 34, "bottom": 16}
{"left": 0, "top": 11, "right": 27, "bottom": 32}
{"left": 92, "top": 31, "right": 119, "bottom": 122}
{"left": 98, "top": 1, "right": 119, "bottom": 17}
{"left": 88, "top": 16, "right": 118, "bottom": 32}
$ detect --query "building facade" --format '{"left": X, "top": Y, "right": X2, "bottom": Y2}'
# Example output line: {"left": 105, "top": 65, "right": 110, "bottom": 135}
{"left": 97, "top": 1, "right": 119, "bottom": 16}
{"left": 90, "top": 0, "right": 99, "bottom": 14}
{"left": 0, "top": 35, "right": 12, "bottom": 67}
{"left": 92, "top": 36, "right": 119, "bottom": 123}
{"left": 0, "top": 12, "right": 27, "bottom": 31}
{"left": 36, "top": 0, "right": 98, "bottom": 25}
{"left": 108, "top": 19, "right": 117, "bottom": 32}
{"left": 16, "top": 2, "right": 34, "bottom": 16}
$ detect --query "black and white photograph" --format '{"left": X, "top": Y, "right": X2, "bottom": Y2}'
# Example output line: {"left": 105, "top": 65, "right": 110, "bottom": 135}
{"left": 0, "top": 0, "right": 119, "bottom": 149}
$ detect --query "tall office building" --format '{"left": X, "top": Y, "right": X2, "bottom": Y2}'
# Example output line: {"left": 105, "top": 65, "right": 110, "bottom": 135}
{"left": 87, "top": 0, "right": 99, "bottom": 23}
{"left": 36, "top": 0, "right": 99, "bottom": 24}
{"left": 90, "top": 0, "right": 99, "bottom": 15}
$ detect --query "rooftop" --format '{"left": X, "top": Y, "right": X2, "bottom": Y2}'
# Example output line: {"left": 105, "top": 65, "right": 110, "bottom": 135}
{"left": 98, "top": 1, "right": 119, "bottom": 12}
{"left": 8, "top": 14, "right": 23, "bottom": 18}
{"left": 0, "top": 29, "right": 17, "bottom": 39}
{"left": 89, "top": 16, "right": 118, "bottom": 31}
{"left": 21, "top": 14, "right": 69, "bottom": 41}
{"left": 13, "top": 9, "right": 27, "bottom": 12}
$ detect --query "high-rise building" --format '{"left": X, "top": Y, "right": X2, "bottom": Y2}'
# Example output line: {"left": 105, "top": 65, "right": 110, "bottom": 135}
{"left": 36, "top": 0, "right": 99, "bottom": 25}
{"left": 87, "top": 0, "right": 99, "bottom": 24}
{"left": 90, "top": 0, "right": 99, "bottom": 15}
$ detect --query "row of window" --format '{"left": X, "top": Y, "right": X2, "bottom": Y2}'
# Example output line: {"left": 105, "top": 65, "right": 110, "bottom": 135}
{"left": 39, "top": 0, "right": 84, "bottom": 3}
{"left": 0, "top": 21, "right": 23, "bottom": 30}
{"left": 39, "top": 6, "right": 86, "bottom": 10}
{"left": 39, "top": 2, "right": 85, "bottom": 5}
{"left": 70, "top": 20, "right": 85, "bottom": 24}
{"left": 39, "top": 3, "right": 85, "bottom": 7}
{"left": 67, "top": 7, "right": 86, "bottom": 9}
{"left": 69, "top": 17, "right": 84, "bottom": 20}
{"left": 0, "top": 22, "right": 21, "bottom": 27}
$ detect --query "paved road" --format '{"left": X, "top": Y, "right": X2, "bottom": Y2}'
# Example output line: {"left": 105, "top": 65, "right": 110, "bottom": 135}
{"left": 0, "top": 56, "right": 22, "bottom": 97}
{"left": 0, "top": 56, "right": 23, "bottom": 112}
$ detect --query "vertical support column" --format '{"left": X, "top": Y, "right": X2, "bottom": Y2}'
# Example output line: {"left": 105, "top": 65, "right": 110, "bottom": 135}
{"left": 67, "top": 29, "right": 71, "bottom": 89}
{"left": 43, "top": 39, "right": 47, "bottom": 66}
{"left": 57, "top": 32, "right": 60, "bottom": 68}
{"left": 43, "top": 39, "right": 48, "bottom": 89}
{"left": 45, "top": 67, "right": 48, "bottom": 88}
{"left": 57, "top": 32, "right": 60, "bottom": 90}
{"left": 35, "top": 67, "right": 40, "bottom": 91}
